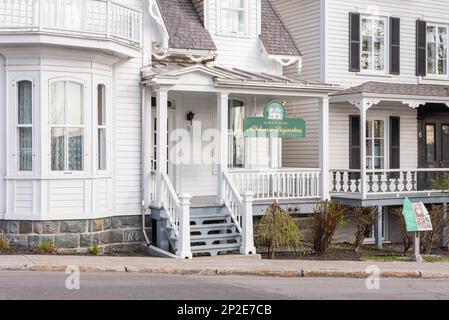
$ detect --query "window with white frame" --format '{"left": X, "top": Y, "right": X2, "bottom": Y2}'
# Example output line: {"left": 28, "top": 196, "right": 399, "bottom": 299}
{"left": 220, "top": 0, "right": 247, "bottom": 35}
{"left": 17, "top": 80, "right": 33, "bottom": 172}
{"left": 427, "top": 24, "right": 448, "bottom": 76}
{"left": 361, "top": 16, "right": 387, "bottom": 72}
{"left": 97, "top": 84, "right": 107, "bottom": 171}
{"left": 228, "top": 99, "right": 245, "bottom": 168}
{"left": 366, "top": 119, "right": 385, "bottom": 170}
{"left": 50, "top": 80, "right": 84, "bottom": 172}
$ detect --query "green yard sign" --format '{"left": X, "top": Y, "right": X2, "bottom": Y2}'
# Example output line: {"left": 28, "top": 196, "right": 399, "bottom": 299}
{"left": 402, "top": 198, "right": 419, "bottom": 232}
{"left": 244, "top": 101, "right": 306, "bottom": 138}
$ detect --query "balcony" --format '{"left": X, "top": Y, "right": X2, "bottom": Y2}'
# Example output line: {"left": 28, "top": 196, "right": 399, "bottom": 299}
{"left": 0, "top": 0, "right": 142, "bottom": 56}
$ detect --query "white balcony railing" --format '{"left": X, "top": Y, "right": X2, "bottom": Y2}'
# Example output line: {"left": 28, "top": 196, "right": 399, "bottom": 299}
{"left": 330, "top": 168, "right": 449, "bottom": 197}
{"left": 0, "top": 0, "right": 141, "bottom": 47}
{"left": 228, "top": 168, "right": 322, "bottom": 201}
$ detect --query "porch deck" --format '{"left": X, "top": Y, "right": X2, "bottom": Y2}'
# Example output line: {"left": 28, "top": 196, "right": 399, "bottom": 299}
{"left": 331, "top": 192, "right": 449, "bottom": 207}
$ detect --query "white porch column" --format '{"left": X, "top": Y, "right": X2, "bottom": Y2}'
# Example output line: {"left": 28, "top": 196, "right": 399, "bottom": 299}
{"left": 360, "top": 104, "right": 367, "bottom": 199}
{"left": 217, "top": 91, "right": 229, "bottom": 204}
{"left": 177, "top": 194, "right": 193, "bottom": 259}
{"left": 319, "top": 97, "right": 330, "bottom": 200}
{"left": 155, "top": 88, "right": 168, "bottom": 206}
{"left": 143, "top": 86, "right": 152, "bottom": 207}
{"left": 240, "top": 192, "right": 256, "bottom": 255}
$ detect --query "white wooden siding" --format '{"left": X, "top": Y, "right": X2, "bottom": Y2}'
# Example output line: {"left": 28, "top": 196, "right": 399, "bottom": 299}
{"left": 329, "top": 103, "right": 418, "bottom": 169}
{"left": 0, "top": 54, "right": 5, "bottom": 216}
{"left": 272, "top": 0, "right": 322, "bottom": 81}
{"left": 327, "top": 0, "right": 449, "bottom": 87}
{"left": 282, "top": 98, "right": 320, "bottom": 168}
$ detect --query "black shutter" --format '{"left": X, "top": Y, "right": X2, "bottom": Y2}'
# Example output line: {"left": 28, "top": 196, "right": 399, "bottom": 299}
{"left": 390, "top": 117, "right": 400, "bottom": 169}
{"left": 349, "top": 13, "right": 361, "bottom": 72}
{"left": 416, "top": 20, "right": 427, "bottom": 76}
{"left": 390, "top": 17, "right": 400, "bottom": 75}
{"left": 349, "top": 115, "right": 361, "bottom": 169}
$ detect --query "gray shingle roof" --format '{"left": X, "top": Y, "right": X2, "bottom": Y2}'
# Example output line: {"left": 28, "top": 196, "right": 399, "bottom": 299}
{"left": 260, "top": 0, "right": 301, "bottom": 56}
{"left": 157, "top": 0, "right": 216, "bottom": 51}
{"left": 333, "top": 81, "right": 449, "bottom": 97}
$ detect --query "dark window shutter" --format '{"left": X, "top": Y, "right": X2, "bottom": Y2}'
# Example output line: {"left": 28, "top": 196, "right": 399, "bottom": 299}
{"left": 416, "top": 20, "right": 427, "bottom": 76}
{"left": 349, "top": 13, "right": 361, "bottom": 72}
{"left": 349, "top": 115, "right": 361, "bottom": 169}
{"left": 390, "top": 117, "right": 400, "bottom": 169}
{"left": 390, "top": 17, "right": 400, "bottom": 75}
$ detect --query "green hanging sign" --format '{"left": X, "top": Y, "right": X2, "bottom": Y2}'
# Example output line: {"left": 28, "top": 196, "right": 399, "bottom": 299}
{"left": 244, "top": 101, "right": 306, "bottom": 138}
{"left": 402, "top": 198, "right": 419, "bottom": 232}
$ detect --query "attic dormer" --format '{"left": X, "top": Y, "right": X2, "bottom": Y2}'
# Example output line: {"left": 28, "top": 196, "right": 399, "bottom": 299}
{"left": 148, "top": 0, "right": 301, "bottom": 75}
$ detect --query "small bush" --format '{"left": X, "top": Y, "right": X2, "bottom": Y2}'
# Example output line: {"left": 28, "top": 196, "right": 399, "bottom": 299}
{"left": 353, "top": 206, "right": 378, "bottom": 253}
{"left": 0, "top": 235, "right": 10, "bottom": 252}
{"left": 89, "top": 244, "right": 101, "bottom": 256}
{"left": 432, "top": 173, "right": 449, "bottom": 191}
{"left": 39, "top": 241, "right": 56, "bottom": 254}
{"left": 257, "top": 203, "right": 303, "bottom": 259}
{"left": 312, "top": 201, "right": 346, "bottom": 256}
{"left": 420, "top": 204, "right": 448, "bottom": 254}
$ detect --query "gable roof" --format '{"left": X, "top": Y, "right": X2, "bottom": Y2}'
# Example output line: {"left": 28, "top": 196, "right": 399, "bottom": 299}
{"left": 260, "top": 0, "right": 300, "bottom": 56}
{"left": 157, "top": 0, "right": 216, "bottom": 51}
{"left": 332, "top": 81, "right": 449, "bottom": 98}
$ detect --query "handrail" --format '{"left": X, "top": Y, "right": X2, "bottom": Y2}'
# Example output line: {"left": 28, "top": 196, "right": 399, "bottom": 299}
{"left": 223, "top": 173, "right": 243, "bottom": 234}
{"left": 0, "top": 0, "right": 142, "bottom": 47}
{"left": 161, "top": 172, "right": 181, "bottom": 238}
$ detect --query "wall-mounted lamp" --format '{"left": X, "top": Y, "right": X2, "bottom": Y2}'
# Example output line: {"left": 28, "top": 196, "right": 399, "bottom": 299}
{"left": 186, "top": 111, "right": 195, "bottom": 125}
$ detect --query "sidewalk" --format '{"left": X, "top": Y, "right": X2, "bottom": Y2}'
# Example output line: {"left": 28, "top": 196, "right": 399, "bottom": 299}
{"left": 0, "top": 254, "right": 448, "bottom": 279}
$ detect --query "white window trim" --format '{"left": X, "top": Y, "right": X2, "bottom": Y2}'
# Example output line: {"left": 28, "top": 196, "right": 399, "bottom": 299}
{"left": 96, "top": 83, "right": 109, "bottom": 174}
{"left": 425, "top": 23, "right": 449, "bottom": 78}
{"left": 359, "top": 15, "right": 389, "bottom": 76}
{"left": 365, "top": 117, "right": 389, "bottom": 171}
{"left": 48, "top": 78, "right": 87, "bottom": 175}
{"left": 217, "top": 0, "right": 250, "bottom": 37}
{"left": 14, "top": 77, "right": 35, "bottom": 176}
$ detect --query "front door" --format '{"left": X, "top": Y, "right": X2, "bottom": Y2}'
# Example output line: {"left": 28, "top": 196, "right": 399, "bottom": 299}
{"left": 420, "top": 118, "right": 449, "bottom": 168}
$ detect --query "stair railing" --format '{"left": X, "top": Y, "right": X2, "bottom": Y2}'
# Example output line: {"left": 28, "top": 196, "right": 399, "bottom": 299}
{"left": 223, "top": 173, "right": 256, "bottom": 255}
{"left": 161, "top": 172, "right": 192, "bottom": 259}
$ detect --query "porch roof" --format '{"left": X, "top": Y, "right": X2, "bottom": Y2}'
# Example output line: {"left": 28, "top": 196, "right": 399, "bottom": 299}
{"left": 142, "top": 61, "right": 340, "bottom": 95}
{"left": 330, "top": 81, "right": 449, "bottom": 109}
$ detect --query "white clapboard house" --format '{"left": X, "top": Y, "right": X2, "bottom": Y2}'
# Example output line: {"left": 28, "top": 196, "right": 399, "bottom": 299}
{"left": 0, "top": 0, "right": 447, "bottom": 257}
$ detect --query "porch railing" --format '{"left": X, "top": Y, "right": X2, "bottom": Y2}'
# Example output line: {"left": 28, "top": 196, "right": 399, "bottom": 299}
{"left": 223, "top": 173, "right": 244, "bottom": 234}
{"left": 330, "top": 168, "right": 449, "bottom": 196}
{"left": 0, "top": 0, "right": 141, "bottom": 47}
{"left": 228, "top": 168, "right": 322, "bottom": 201}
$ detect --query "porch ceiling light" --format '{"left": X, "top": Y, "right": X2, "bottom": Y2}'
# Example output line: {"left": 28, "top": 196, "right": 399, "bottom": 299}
{"left": 186, "top": 111, "right": 195, "bottom": 125}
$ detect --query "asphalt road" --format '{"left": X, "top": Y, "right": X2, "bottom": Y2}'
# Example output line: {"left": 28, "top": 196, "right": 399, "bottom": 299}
{"left": 0, "top": 272, "right": 449, "bottom": 300}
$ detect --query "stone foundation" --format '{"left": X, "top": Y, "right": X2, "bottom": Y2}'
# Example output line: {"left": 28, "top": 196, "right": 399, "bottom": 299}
{"left": 0, "top": 215, "right": 151, "bottom": 254}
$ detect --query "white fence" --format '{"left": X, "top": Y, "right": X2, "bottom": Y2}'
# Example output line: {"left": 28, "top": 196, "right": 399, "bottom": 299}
{"left": 0, "top": 0, "right": 141, "bottom": 46}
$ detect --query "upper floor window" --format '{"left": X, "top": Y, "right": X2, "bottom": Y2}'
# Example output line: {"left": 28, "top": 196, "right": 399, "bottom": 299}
{"left": 50, "top": 81, "right": 84, "bottom": 172}
{"left": 17, "top": 80, "right": 33, "bottom": 172}
{"left": 220, "top": 0, "right": 247, "bottom": 35}
{"left": 97, "top": 84, "right": 107, "bottom": 171}
{"left": 361, "top": 16, "right": 387, "bottom": 72}
{"left": 427, "top": 24, "right": 448, "bottom": 76}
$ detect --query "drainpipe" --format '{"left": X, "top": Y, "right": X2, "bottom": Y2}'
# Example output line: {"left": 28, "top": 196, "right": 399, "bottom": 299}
{"left": 141, "top": 84, "right": 151, "bottom": 246}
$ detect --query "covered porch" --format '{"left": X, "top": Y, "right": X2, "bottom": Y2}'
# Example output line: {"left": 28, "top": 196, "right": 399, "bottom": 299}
{"left": 329, "top": 82, "right": 449, "bottom": 204}
{"left": 142, "top": 63, "right": 340, "bottom": 208}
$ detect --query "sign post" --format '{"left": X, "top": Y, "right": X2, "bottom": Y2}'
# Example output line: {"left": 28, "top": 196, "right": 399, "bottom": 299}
{"left": 402, "top": 198, "right": 433, "bottom": 263}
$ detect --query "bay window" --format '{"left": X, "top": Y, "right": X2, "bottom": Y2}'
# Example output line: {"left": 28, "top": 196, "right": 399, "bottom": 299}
{"left": 50, "top": 81, "right": 84, "bottom": 172}
{"left": 97, "top": 84, "right": 107, "bottom": 171}
{"left": 427, "top": 24, "right": 448, "bottom": 76}
{"left": 361, "top": 16, "right": 387, "bottom": 72}
{"left": 220, "top": 0, "right": 247, "bottom": 35}
{"left": 17, "top": 80, "right": 33, "bottom": 172}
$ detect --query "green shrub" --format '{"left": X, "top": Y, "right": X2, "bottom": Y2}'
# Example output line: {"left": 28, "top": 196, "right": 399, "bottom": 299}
{"left": 353, "top": 206, "right": 378, "bottom": 253}
{"left": 420, "top": 204, "right": 448, "bottom": 254}
{"left": 432, "top": 173, "right": 449, "bottom": 191}
{"left": 0, "top": 235, "right": 10, "bottom": 252}
{"left": 39, "top": 241, "right": 56, "bottom": 254}
{"left": 89, "top": 243, "right": 101, "bottom": 256}
{"left": 257, "top": 203, "right": 303, "bottom": 259}
{"left": 312, "top": 201, "right": 346, "bottom": 256}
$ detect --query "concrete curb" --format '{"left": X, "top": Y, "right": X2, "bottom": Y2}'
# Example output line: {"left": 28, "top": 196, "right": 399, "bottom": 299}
{"left": 1, "top": 263, "right": 449, "bottom": 279}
